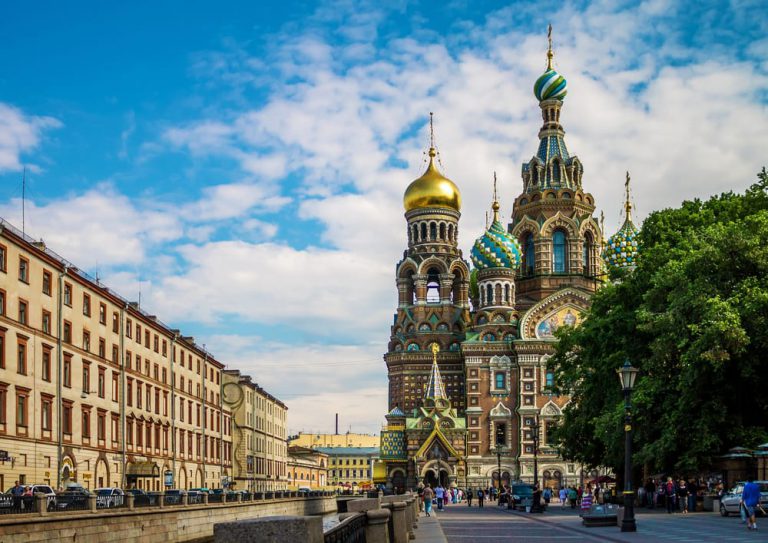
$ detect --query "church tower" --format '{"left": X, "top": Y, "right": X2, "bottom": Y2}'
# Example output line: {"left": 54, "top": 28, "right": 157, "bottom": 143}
{"left": 385, "top": 115, "right": 471, "bottom": 414}
{"left": 510, "top": 27, "right": 602, "bottom": 311}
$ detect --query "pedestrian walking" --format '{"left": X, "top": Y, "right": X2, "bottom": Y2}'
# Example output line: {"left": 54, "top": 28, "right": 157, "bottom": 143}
{"left": 743, "top": 477, "right": 761, "bottom": 531}
{"left": 435, "top": 484, "right": 445, "bottom": 511}
{"left": 567, "top": 486, "right": 577, "bottom": 509}
{"left": 665, "top": 477, "right": 677, "bottom": 514}
{"left": 580, "top": 484, "right": 593, "bottom": 515}
{"left": 677, "top": 480, "right": 689, "bottom": 514}
{"left": 559, "top": 487, "right": 567, "bottom": 507}
{"left": 687, "top": 479, "right": 698, "bottom": 513}
{"left": 644, "top": 478, "right": 656, "bottom": 508}
{"left": 543, "top": 486, "right": 552, "bottom": 507}
{"left": 466, "top": 488, "right": 473, "bottom": 507}
{"left": 423, "top": 485, "right": 434, "bottom": 517}
{"left": 417, "top": 484, "right": 424, "bottom": 512}
{"left": 477, "top": 488, "right": 485, "bottom": 508}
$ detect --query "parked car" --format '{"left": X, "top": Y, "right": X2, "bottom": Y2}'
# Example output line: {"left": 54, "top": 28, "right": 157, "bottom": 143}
{"left": 1, "top": 484, "right": 56, "bottom": 512}
{"left": 186, "top": 490, "right": 204, "bottom": 504}
{"left": 95, "top": 487, "right": 125, "bottom": 508}
{"left": 510, "top": 483, "right": 534, "bottom": 511}
{"left": 163, "top": 489, "right": 186, "bottom": 505}
{"left": 128, "top": 488, "right": 157, "bottom": 506}
{"left": 720, "top": 481, "right": 768, "bottom": 516}
{"left": 56, "top": 487, "right": 92, "bottom": 510}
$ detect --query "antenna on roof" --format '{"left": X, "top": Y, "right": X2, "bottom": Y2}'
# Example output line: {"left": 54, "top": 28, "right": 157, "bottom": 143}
{"left": 22, "top": 167, "right": 26, "bottom": 237}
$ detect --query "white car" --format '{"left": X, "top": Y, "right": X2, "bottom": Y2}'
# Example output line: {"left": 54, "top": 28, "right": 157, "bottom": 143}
{"left": 720, "top": 481, "right": 768, "bottom": 516}
{"left": 95, "top": 487, "right": 125, "bottom": 508}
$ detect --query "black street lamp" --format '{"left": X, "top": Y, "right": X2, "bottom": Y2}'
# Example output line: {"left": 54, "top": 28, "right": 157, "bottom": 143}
{"left": 531, "top": 417, "right": 542, "bottom": 512}
{"left": 617, "top": 359, "right": 639, "bottom": 532}
{"left": 495, "top": 445, "right": 506, "bottom": 500}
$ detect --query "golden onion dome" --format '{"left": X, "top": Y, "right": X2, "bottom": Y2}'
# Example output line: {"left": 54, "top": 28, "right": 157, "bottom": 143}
{"left": 403, "top": 148, "right": 461, "bottom": 212}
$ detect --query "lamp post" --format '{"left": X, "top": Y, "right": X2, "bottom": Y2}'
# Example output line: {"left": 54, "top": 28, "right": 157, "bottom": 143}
{"left": 617, "top": 359, "right": 639, "bottom": 532}
{"left": 531, "top": 417, "right": 541, "bottom": 512}
{"left": 495, "top": 446, "right": 504, "bottom": 500}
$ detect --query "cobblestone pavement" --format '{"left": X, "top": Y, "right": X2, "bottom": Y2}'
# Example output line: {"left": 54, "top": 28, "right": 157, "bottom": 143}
{"left": 433, "top": 500, "right": 768, "bottom": 542}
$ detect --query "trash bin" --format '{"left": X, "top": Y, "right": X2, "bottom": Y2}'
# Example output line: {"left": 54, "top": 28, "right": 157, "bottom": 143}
{"left": 703, "top": 494, "right": 714, "bottom": 512}
{"left": 712, "top": 499, "right": 720, "bottom": 513}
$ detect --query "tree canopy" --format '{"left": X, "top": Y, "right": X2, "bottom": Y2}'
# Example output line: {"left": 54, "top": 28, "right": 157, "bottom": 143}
{"left": 550, "top": 168, "right": 768, "bottom": 477}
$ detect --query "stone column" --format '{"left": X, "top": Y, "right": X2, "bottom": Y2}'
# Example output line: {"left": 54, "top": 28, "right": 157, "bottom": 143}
{"left": 384, "top": 501, "right": 408, "bottom": 543}
{"left": 413, "top": 275, "right": 427, "bottom": 305}
{"left": 35, "top": 493, "right": 48, "bottom": 517}
{"left": 365, "top": 508, "right": 391, "bottom": 543}
{"left": 202, "top": 492, "right": 209, "bottom": 505}
{"left": 439, "top": 274, "right": 454, "bottom": 304}
{"left": 159, "top": 493, "right": 165, "bottom": 508}
{"left": 182, "top": 493, "right": 189, "bottom": 506}
{"left": 88, "top": 494, "right": 97, "bottom": 513}
{"left": 403, "top": 496, "right": 416, "bottom": 539}
{"left": 126, "top": 493, "right": 135, "bottom": 511}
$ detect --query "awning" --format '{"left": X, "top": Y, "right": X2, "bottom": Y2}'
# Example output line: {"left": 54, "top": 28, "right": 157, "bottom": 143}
{"left": 126, "top": 461, "right": 160, "bottom": 478}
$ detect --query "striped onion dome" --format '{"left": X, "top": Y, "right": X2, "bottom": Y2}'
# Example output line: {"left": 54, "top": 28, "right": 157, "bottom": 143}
{"left": 534, "top": 68, "right": 568, "bottom": 102}
{"left": 471, "top": 213, "right": 522, "bottom": 270}
{"left": 603, "top": 217, "right": 639, "bottom": 271}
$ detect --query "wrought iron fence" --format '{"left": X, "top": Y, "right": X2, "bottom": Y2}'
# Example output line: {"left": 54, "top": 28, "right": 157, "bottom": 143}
{"left": 0, "top": 494, "right": 40, "bottom": 515}
{"left": 323, "top": 512, "right": 366, "bottom": 543}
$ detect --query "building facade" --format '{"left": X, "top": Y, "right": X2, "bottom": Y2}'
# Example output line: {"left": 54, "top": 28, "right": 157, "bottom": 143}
{"left": 289, "top": 432, "right": 379, "bottom": 449}
{"left": 316, "top": 446, "right": 379, "bottom": 489}
{"left": 286, "top": 445, "right": 328, "bottom": 489}
{"left": 0, "top": 218, "right": 238, "bottom": 491}
{"left": 380, "top": 34, "right": 612, "bottom": 491}
{"left": 222, "top": 369, "right": 288, "bottom": 491}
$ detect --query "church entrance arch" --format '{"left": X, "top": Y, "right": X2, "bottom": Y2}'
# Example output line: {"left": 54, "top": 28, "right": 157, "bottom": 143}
{"left": 421, "top": 460, "right": 452, "bottom": 488}
{"left": 543, "top": 468, "right": 563, "bottom": 491}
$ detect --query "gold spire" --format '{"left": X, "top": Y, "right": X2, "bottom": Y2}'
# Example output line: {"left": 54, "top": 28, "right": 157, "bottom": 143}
{"left": 546, "top": 24, "right": 554, "bottom": 70}
{"left": 403, "top": 113, "right": 462, "bottom": 212}
{"left": 424, "top": 343, "right": 448, "bottom": 401}
{"left": 491, "top": 171, "right": 500, "bottom": 222}
{"left": 624, "top": 171, "right": 633, "bottom": 222}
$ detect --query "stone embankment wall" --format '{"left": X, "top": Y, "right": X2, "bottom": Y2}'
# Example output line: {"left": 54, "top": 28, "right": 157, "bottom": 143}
{"left": 0, "top": 496, "right": 335, "bottom": 543}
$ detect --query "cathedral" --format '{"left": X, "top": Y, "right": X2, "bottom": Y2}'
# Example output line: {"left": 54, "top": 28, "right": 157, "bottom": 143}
{"left": 378, "top": 30, "right": 639, "bottom": 492}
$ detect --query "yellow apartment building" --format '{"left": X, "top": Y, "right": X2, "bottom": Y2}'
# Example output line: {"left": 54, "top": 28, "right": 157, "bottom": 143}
{"left": 286, "top": 445, "right": 328, "bottom": 489}
{"left": 0, "top": 218, "right": 234, "bottom": 491}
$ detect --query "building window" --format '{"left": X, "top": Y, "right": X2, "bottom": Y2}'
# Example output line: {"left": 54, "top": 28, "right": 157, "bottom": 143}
{"left": 63, "top": 401, "right": 73, "bottom": 435}
{"left": 42, "top": 270, "right": 52, "bottom": 295}
{"left": 524, "top": 233, "right": 535, "bottom": 276}
{"left": 112, "top": 373, "right": 119, "bottom": 402}
{"left": 82, "top": 409, "right": 91, "bottom": 438}
{"left": 83, "top": 293, "right": 91, "bottom": 316}
{"left": 0, "top": 244, "right": 6, "bottom": 272}
{"left": 64, "top": 282, "right": 72, "bottom": 306}
{"left": 16, "top": 390, "right": 28, "bottom": 427}
{"left": 42, "top": 346, "right": 51, "bottom": 382}
{"left": 63, "top": 355, "right": 72, "bottom": 387}
{"left": 82, "top": 330, "right": 90, "bottom": 352}
{"left": 127, "top": 380, "right": 133, "bottom": 407}
{"left": 17, "top": 340, "right": 27, "bottom": 375}
{"left": 98, "top": 338, "right": 105, "bottom": 358}
{"left": 495, "top": 372, "right": 506, "bottom": 390}
{"left": 18, "top": 299, "right": 27, "bottom": 325}
{"left": 111, "top": 345, "right": 118, "bottom": 363}
{"left": 112, "top": 312, "right": 119, "bottom": 333}
{"left": 97, "top": 412, "right": 106, "bottom": 441}
{"left": 553, "top": 230, "right": 567, "bottom": 273}
{"left": 98, "top": 303, "right": 106, "bottom": 324}
{"left": 98, "top": 367, "right": 106, "bottom": 398}
{"left": 0, "top": 385, "right": 6, "bottom": 424}
{"left": 41, "top": 396, "right": 53, "bottom": 431}
{"left": 545, "top": 370, "right": 554, "bottom": 389}
{"left": 126, "top": 319, "right": 132, "bottom": 338}
{"left": 18, "top": 256, "right": 29, "bottom": 283}
{"left": 82, "top": 364, "right": 90, "bottom": 393}
{"left": 63, "top": 321, "right": 72, "bottom": 343}
{"left": 42, "top": 310, "right": 51, "bottom": 334}
{"left": 583, "top": 232, "right": 594, "bottom": 275}
{"left": 0, "top": 289, "right": 5, "bottom": 316}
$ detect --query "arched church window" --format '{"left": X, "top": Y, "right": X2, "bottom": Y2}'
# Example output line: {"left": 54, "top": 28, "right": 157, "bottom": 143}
{"left": 504, "top": 284, "right": 511, "bottom": 304}
{"left": 430, "top": 222, "right": 437, "bottom": 240}
{"left": 406, "top": 343, "right": 419, "bottom": 352}
{"left": 524, "top": 234, "right": 535, "bottom": 276}
{"left": 426, "top": 268, "right": 440, "bottom": 303}
{"left": 486, "top": 284, "right": 493, "bottom": 305}
{"left": 553, "top": 230, "right": 567, "bottom": 273}
{"left": 495, "top": 422, "right": 506, "bottom": 446}
{"left": 583, "top": 232, "right": 593, "bottom": 276}
{"left": 448, "top": 224, "right": 454, "bottom": 242}
{"left": 495, "top": 372, "right": 505, "bottom": 390}
{"left": 439, "top": 223, "right": 446, "bottom": 240}
{"left": 412, "top": 224, "right": 419, "bottom": 243}
{"left": 420, "top": 223, "right": 427, "bottom": 241}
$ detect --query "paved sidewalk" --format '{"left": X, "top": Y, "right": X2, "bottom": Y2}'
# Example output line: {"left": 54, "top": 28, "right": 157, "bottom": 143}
{"left": 428, "top": 500, "right": 766, "bottom": 542}
{"left": 413, "top": 509, "right": 448, "bottom": 543}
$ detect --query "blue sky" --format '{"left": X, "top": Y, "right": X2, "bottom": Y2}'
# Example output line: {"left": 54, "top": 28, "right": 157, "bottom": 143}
{"left": 1, "top": 0, "right": 767, "bottom": 434}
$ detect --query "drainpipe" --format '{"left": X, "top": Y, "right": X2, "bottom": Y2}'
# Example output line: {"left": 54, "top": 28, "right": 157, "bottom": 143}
{"left": 120, "top": 303, "right": 127, "bottom": 488}
{"left": 170, "top": 333, "right": 177, "bottom": 488}
{"left": 201, "top": 351, "right": 207, "bottom": 488}
{"left": 56, "top": 269, "right": 66, "bottom": 490}
{"left": 219, "top": 374, "right": 224, "bottom": 485}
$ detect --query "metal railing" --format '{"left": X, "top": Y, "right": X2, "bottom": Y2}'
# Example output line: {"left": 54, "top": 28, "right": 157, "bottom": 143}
{"left": 0, "top": 495, "right": 40, "bottom": 515}
{"left": 323, "top": 512, "right": 366, "bottom": 543}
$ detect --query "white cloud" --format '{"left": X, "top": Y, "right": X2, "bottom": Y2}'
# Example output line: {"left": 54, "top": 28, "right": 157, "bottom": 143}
{"left": 0, "top": 102, "right": 61, "bottom": 172}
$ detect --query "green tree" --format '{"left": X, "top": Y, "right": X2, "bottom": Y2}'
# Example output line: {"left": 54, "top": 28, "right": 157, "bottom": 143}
{"left": 550, "top": 169, "right": 768, "bottom": 477}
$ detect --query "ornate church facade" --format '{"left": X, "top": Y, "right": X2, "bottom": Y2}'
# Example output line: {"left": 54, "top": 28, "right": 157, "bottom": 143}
{"left": 379, "top": 32, "right": 639, "bottom": 492}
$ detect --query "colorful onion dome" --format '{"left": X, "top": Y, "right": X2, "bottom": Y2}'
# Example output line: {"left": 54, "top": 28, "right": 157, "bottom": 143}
{"left": 403, "top": 147, "right": 461, "bottom": 212}
{"left": 603, "top": 172, "right": 640, "bottom": 270}
{"left": 471, "top": 200, "right": 522, "bottom": 270}
{"left": 534, "top": 68, "right": 567, "bottom": 102}
{"left": 603, "top": 219, "right": 639, "bottom": 270}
